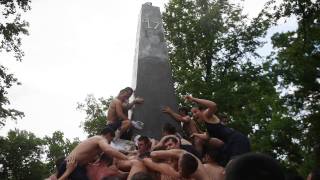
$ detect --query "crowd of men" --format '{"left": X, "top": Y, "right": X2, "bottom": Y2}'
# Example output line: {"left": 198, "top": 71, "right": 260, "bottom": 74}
{"left": 47, "top": 87, "right": 320, "bottom": 180}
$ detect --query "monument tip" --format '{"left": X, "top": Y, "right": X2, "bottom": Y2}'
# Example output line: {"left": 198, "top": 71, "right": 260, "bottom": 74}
{"left": 144, "top": 2, "right": 152, "bottom": 6}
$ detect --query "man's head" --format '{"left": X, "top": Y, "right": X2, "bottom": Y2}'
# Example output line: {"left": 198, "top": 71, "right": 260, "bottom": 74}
{"left": 202, "top": 143, "right": 224, "bottom": 164}
{"left": 163, "top": 136, "right": 180, "bottom": 150}
{"left": 179, "top": 153, "right": 198, "bottom": 178}
{"left": 118, "top": 87, "right": 133, "bottom": 101}
{"left": 225, "top": 152, "right": 285, "bottom": 180}
{"left": 178, "top": 107, "right": 189, "bottom": 116}
{"left": 137, "top": 136, "right": 151, "bottom": 154}
{"left": 190, "top": 107, "right": 202, "bottom": 120}
{"left": 100, "top": 127, "right": 115, "bottom": 143}
{"left": 162, "top": 123, "right": 177, "bottom": 136}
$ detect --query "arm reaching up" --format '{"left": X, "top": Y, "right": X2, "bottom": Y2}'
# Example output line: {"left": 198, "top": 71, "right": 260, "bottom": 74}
{"left": 185, "top": 96, "right": 217, "bottom": 117}
{"left": 162, "top": 106, "right": 191, "bottom": 123}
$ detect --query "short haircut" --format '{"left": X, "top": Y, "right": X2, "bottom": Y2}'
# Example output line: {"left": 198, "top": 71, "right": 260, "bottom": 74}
{"left": 225, "top": 152, "right": 285, "bottom": 180}
{"left": 163, "top": 136, "right": 179, "bottom": 145}
{"left": 178, "top": 106, "right": 189, "bottom": 115}
{"left": 120, "top": 87, "right": 133, "bottom": 94}
{"left": 180, "top": 153, "right": 198, "bottom": 178}
{"left": 138, "top": 136, "right": 151, "bottom": 145}
{"left": 100, "top": 127, "right": 115, "bottom": 137}
{"left": 203, "top": 142, "right": 224, "bottom": 163}
{"left": 100, "top": 153, "right": 113, "bottom": 166}
{"left": 131, "top": 172, "right": 154, "bottom": 180}
{"left": 162, "top": 123, "right": 177, "bottom": 135}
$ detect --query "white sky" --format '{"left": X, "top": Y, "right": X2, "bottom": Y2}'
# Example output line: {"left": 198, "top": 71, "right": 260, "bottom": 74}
{"left": 0, "top": 0, "right": 296, "bottom": 140}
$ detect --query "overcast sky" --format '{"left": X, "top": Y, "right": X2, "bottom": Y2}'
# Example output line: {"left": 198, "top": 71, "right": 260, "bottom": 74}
{"left": 0, "top": 0, "right": 296, "bottom": 140}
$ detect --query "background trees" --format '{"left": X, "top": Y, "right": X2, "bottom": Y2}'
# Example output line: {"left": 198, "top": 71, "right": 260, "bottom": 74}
{"left": 162, "top": 0, "right": 319, "bottom": 176}
{"left": 267, "top": 0, "right": 320, "bottom": 175}
{"left": 77, "top": 94, "right": 113, "bottom": 137}
{"left": 0, "top": 129, "right": 47, "bottom": 180}
{"left": 0, "top": 0, "right": 31, "bottom": 127}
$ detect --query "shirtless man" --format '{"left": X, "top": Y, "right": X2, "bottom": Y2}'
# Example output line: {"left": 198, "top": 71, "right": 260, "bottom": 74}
{"left": 107, "top": 87, "right": 143, "bottom": 138}
{"left": 162, "top": 106, "right": 203, "bottom": 154}
{"left": 203, "top": 143, "right": 225, "bottom": 180}
{"left": 142, "top": 149, "right": 210, "bottom": 180}
{"left": 57, "top": 127, "right": 128, "bottom": 180}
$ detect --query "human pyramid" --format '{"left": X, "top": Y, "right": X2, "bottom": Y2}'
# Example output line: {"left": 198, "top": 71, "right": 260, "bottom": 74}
{"left": 53, "top": 87, "right": 286, "bottom": 180}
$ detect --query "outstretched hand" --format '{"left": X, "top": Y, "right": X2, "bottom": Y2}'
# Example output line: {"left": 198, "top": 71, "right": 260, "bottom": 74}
{"left": 162, "top": 106, "right": 172, "bottom": 113}
{"left": 184, "top": 95, "right": 194, "bottom": 102}
{"left": 134, "top": 97, "right": 144, "bottom": 104}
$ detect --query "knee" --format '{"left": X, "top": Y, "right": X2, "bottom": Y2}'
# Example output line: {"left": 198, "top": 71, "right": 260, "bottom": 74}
{"left": 122, "top": 120, "right": 131, "bottom": 128}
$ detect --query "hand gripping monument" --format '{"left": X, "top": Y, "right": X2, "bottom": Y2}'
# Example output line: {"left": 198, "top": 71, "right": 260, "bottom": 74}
{"left": 131, "top": 2, "right": 181, "bottom": 139}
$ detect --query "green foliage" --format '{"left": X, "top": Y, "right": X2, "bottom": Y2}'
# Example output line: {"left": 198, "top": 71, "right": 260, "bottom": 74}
{"left": 163, "top": 0, "right": 306, "bottom": 174}
{"left": 44, "top": 131, "right": 79, "bottom": 173}
{"left": 0, "top": 0, "right": 31, "bottom": 127}
{"left": 266, "top": 0, "right": 320, "bottom": 175}
{"left": 77, "top": 94, "right": 113, "bottom": 137}
{"left": 0, "top": 129, "right": 48, "bottom": 180}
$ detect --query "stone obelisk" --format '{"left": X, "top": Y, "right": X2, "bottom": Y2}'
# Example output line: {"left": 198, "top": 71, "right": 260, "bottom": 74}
{"left": 131, "top": 2, "right": 181, "bottom": 139}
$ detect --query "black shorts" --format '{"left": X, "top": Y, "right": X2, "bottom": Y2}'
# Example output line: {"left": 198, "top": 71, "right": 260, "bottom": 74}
{"left": 57, "top": 160, "right": 88, "bottom": 180}
{"left": 106, "top": 119, "right": 122, "bottom": 131}
{"left": 221, "top": 132, "right": 251, "bottom": 165}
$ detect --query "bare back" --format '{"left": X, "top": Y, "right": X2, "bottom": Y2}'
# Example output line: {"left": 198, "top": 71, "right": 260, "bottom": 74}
{"left": 68, "top": 136, "right": 104, "bottom": 165}
{"left": 107, "top": 99, "right": 120, "bottom": 123}
{"left": 204, "top": 163, "right": 225, "bottom": 180}
{"left": 191, "top": 157, "right": 210, "bottom": 180}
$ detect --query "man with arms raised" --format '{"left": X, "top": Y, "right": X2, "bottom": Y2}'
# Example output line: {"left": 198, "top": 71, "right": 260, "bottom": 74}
{"left": 57, "top": 127, "right": 128, "bottom": 180}
{"left": 107, "top": 87, "right": 144, "bottom": 139}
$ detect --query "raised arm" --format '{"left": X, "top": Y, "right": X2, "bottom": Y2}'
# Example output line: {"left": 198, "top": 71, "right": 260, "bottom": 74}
{"left": 185, "top": 96, "right": 217, "bottom": 116}
{"left": 162, "top": 106, "right": 191, "bottom": 123}
{"left": 142, "top": 158, "right": 180, "bottom": 178}
{"left": 98, "top": 139, "right": 128, "bottom": 160}
{"left": 150, "top": 149, "right": 183, "bottom": 160}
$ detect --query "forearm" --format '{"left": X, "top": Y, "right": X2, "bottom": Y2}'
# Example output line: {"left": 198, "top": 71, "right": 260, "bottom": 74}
{"left": 106, "top": 149, "right": 128, "bottom": 160}
{"left": 126, "top": 101, "right": 135, "bottom": 110}
{"left": 192, "top": 97, "right": 216, "bottom": 108}
{"left": 167, "top": 111, "right": 185, "bottom": 122}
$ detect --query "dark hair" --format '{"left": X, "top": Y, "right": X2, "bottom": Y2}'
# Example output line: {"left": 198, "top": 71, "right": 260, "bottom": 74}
{"left": 162, "top": 123, "right": 177, "bottom": 135}
{"left": 225, "top": 152, "right": 285, "bottom": 180}
{"left": 100, "top": 153, "right": 113, "bottom": 166}
{"left": 180, "top": 153, "right": 198, "bottom": 178}
{"left": 163, "top": 136, "right": 179, "bottom": 145}
{"left": 138, "top": 136, "right": 151, "bottom": 145}
{"left": 310, "top": 167, "right": 320, "bottom": 180}
{"left": 131, "top": 172, "right": 154, "bottom": 180}
{"left": 100, "top": 127, "right": 115, "bottom": 137}
{"left": 203, "top": 142, "right": 224, "bottom": 164}
{"left": 120, "top": 87, "right": 133, "bottom": 94}
{"left": 178, "top": 107, "right": 189, "bottom": 115}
